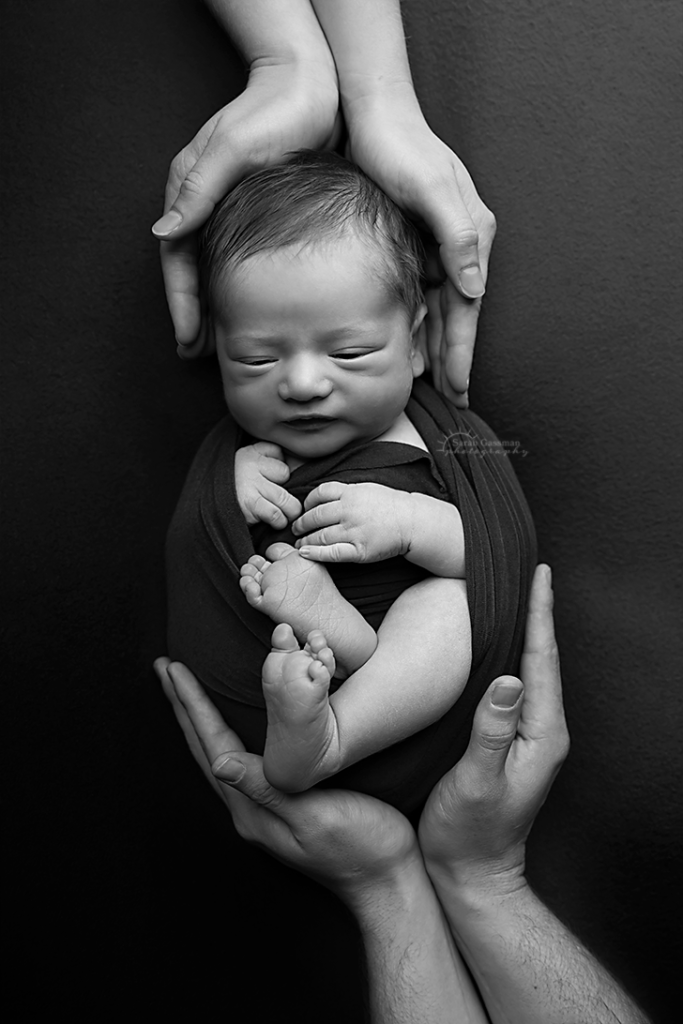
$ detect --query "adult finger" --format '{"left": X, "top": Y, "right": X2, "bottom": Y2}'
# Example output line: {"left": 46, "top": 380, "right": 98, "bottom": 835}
{"left": 159, "top": 234, "right": 207, "bottom": 349}
{"left": 413, "top": 169, "right": 495, "bottom": 400}
{"left": 152, "top": 120, "right": 245, "bottom": 348}
{"left": 155, "top": 658, "right": 224, "bottom": 792}
{"left": 518, "top": 565, "right": 568, "bottom": 742}
{"left": 166, "top": 661, "right": 246, "bottom": 762}
{"left": 423, "top": 287, "right": 445, "bottom": 394}
{"left": 440, "top": 280, "right": 481, "bottom": 405}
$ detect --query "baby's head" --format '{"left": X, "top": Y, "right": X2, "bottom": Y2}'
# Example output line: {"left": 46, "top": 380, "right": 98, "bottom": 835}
{"left": 200, "top": 151, "right": 427, "bottom": 459}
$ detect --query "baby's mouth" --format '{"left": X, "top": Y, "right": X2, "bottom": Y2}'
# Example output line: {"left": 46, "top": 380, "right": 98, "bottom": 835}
{"left": 284, "top": 415, "right": 335, "bottom": 431}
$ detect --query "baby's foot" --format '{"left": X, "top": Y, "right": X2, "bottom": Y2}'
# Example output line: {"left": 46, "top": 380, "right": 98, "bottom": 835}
{"left": 262, "top": 623, "right": 340, "bottom": 792}
{"left": 240, "top": 542, "right": 376, "bottom": 675}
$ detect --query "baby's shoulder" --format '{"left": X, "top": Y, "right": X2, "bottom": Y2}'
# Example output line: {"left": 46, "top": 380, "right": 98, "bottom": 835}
{"left": 377, "top": 412, "right": 428, "bottom": 452}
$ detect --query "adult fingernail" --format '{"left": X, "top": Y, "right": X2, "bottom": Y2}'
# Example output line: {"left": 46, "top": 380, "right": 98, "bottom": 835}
{"left": 213, "top": 757, "right": 246, "bottom": 784}
{"left": 458, "top": 266, "right": 485, "bottom": 299}
{"left": 152, "top": 210, "right": 183, "bottom": 237}
{"left": 176, "top": 341, "right": 199, "bottom": 359}
{"left": 491, "top": 681, "right": 523, "bottom": 708}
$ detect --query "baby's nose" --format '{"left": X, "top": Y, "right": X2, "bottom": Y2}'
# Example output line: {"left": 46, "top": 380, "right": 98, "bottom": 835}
{"left": 278, "top": 357, "right": 332, "bottom": 402}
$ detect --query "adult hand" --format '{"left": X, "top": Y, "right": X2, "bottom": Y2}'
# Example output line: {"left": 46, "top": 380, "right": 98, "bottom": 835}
{"left": 346, "top": 89, "right": 496, "bottom": 406}
{"left": 418, "top": 564, "right": 569, "bottom": 893}
{"left": 154, "top": 657, "right": 416, "bottom": 905}
{"left": 153, "top": 59, "right": 340, "bottom": 357}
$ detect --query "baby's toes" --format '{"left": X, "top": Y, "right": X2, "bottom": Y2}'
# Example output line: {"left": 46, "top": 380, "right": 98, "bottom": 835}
{"left": 271, "top": 622, "right": 299, "bottom": 654}
{"left": 305, "top": 629, "right": 328, "bottom": 655}
{"left": 240, "top": 575, "right": 263, "bottom": 605}
{"left": 306, "top": 630, "right": 336, "bottom": 679}
{"left": 308, "top": 658, "right": 332, "bottom": 686}
{"left": 240, "top": 561, "right": 262, "bottom": 583}
{"left": 265, "top": 541, "right": 297, "bottom": 562}
{"left": 248, "top": 554, "right": 270, "bottom": 571}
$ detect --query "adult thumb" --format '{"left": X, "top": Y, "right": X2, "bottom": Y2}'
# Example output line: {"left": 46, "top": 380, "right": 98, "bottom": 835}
{"left": 466, "top": 675, "right": 524, "bottom": 774}
{"left": 413, "top": 176, "right": 487, "bottom": 301}
{"left": 152, "top": 121, "right": 243, "bottom": 239}
{"left": 152, "top": 159, "right": 222, "bottom": 239}
{"left": 211, "top": 753, "right": 285, "bottom": 811}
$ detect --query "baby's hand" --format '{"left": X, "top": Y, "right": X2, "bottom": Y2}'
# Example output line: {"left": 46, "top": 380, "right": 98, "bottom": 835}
{"left": 292, "top": 481, "right": 413, "bottom": 563}
{"left": 235, "top": 443, "right": 302, "bottom": 528}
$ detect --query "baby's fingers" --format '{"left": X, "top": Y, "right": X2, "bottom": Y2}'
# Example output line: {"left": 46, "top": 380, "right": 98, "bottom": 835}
{"left": 298, "top": 542, "right": 360, "bottom": 563}
{"left": 302, "top": 480, "right": 347, "bottom": 510}
{"left": 252, "top": 443, "right": 290, "bottom": 481}
{"left": 292, "top": 498, "right": 342, "bottom": 537}
{"left": 254, "top": 487, "right": 302, "bottom": 528}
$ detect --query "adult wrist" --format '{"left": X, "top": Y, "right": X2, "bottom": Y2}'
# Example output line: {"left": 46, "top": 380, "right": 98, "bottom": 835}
{"left": 205, "top": 0, "right": 337, "bottom": 86}
{"left": 345, "top": 847, "right": 430, "bottom": 930}
{"left": 248, "top": 51, "right": 338, "bottom": 99}
{"left": 245, "top": 58, "right": 340, "bottom": 141}
{"left": 426, "top": 854, "right": 529, "bottom": 922}
{"left": 343, "top": 78, "right": 422, "bottom": 129}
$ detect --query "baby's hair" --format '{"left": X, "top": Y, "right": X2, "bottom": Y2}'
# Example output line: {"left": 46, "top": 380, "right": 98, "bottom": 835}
{"left": 199, "top": 150, "right": 425, "bottom": 317}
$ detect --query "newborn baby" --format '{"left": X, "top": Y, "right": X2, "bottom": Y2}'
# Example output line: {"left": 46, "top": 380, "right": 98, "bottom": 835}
{"left": 166, "top": 151, "right": 536, "bottom": 816}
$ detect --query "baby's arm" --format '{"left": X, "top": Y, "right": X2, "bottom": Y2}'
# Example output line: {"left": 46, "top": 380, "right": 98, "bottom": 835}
{"left": 292, "top": 480, "right": 465, "bottom": 577}
{"left": 235, "top": 442, "right": 302, "bottom": 528}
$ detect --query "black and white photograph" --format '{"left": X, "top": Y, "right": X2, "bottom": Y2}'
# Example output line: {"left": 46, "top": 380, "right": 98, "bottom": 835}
{"left": 4, "top": 2, "right": 681, "bottom": 1020}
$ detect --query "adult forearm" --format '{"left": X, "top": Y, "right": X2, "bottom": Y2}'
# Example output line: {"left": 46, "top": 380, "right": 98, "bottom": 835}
{"left": 205, "top": 0, "right": 336, "bottom": 71}
{"left": 348, "top": 857, "right": 488, "bottom": 1024}
{"left": 430, "top": 873, "right": 649, "bottom": 1024}
{"left": 310, "top": 0, "right": 419, "bottom": 114}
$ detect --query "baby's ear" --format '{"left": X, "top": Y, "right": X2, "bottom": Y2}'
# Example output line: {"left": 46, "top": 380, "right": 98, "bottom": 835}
{"left": 410, "top": 303, "right": 428, "bottom": 377}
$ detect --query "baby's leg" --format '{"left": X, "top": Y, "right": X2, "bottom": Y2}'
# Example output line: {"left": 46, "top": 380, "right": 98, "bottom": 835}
{"left": 330, "top": 578, "right": 471, "bottom": 764}
{"left": 240, "top": 542, "right": 377, "bottom": 675}
{"left": 261, "top": 577, "right": 471, "bottom": 792}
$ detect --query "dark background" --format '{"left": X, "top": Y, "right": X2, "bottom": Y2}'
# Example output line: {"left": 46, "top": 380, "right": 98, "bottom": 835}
{"left": 3, "top": 1, "right": 681, "bottom": 1019}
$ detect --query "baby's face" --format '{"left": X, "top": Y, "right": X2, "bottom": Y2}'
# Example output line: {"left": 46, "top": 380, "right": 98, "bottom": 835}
{"left": 213, "top": 236, "right": 424, "bottom": 460}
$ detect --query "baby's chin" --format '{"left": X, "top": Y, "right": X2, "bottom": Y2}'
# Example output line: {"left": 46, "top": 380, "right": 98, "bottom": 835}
{"left": 277, "top": 423, "right": 383, "bottom": 462}
{"left": 280, "top": 435, "right": 349, "bottom": 461}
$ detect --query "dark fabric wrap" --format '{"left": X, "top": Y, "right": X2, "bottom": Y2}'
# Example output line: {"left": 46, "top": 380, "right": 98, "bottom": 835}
{"left": 166, "top": 378, "right": 537, "bottom": 818}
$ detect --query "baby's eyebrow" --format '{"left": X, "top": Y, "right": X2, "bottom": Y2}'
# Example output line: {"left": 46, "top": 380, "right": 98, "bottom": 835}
{"left": 223, "top": 333, "right": 286, "bottom": 346}
{"left": 319, "top": 324, "right": 380, "bottom": 342}
{"left": 225, "top": 323, "right": 382, "bottom": 347}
